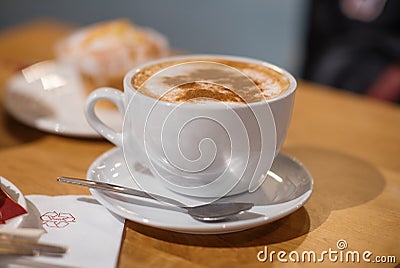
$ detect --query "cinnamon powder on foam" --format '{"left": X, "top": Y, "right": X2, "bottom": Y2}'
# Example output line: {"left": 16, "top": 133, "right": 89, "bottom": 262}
{"left": 131, "top": 59, "right": 290, "bottom": 103}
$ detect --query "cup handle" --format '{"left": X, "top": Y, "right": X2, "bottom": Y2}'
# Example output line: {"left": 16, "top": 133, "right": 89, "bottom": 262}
{"left": 84, "top": 87, "right": 125, "bottom": 147}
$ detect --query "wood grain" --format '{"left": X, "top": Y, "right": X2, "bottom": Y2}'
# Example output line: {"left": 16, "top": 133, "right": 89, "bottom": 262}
{"left": 0, "top": 21, "right": 399, "bottom": 267}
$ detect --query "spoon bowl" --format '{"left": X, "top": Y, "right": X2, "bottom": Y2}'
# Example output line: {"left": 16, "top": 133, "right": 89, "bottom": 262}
{"left": 186, "top": 202, "right": 254, "bottom": 222}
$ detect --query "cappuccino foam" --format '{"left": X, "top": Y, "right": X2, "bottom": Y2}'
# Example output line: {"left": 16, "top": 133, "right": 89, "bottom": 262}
{"left": 132, "top": 58, "right": 290, "bottom": 103}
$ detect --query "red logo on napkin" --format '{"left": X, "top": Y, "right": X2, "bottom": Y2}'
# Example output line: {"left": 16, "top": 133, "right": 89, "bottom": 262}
{"left": 0, "top": 186, "right": 27, "bottom": 224}
{"left": 40, "top": 211, "right": 76, "bottom": 228}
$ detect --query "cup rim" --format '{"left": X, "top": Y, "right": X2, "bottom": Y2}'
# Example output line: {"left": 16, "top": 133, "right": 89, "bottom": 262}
{"left": 123, "top": 54, "right": 297, "bottom": 107}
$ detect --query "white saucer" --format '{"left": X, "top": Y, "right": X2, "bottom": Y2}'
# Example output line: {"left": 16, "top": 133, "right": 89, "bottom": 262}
{"left": 3, "top": 60, "right": 121, "bottom": 138}
{"left": 87, "top": 148, "right": 313, "bottom": 234}
{"left": 0, "top": 176, "right": 27, "bottom": 228}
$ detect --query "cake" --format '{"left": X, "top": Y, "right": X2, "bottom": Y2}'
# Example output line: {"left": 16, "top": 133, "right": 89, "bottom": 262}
{"left": 55, "top": 19, "right": 169, "bottom": 97}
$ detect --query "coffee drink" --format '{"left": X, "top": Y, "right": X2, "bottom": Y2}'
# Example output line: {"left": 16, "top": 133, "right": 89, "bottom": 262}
{"left": 131, "top": 58, "right": 290, "bottom": 103}
{"left": 86, "top": 55, "right": 297, "bottom": 198}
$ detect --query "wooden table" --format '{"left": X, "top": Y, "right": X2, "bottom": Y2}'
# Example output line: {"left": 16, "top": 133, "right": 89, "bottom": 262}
{"left": 0, "top": 22, "right": 399, "bottom": 267}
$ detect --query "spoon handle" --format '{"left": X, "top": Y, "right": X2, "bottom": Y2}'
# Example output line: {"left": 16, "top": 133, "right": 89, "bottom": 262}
{"left": 57, "top": 177, "right": 186, "bottom": 208}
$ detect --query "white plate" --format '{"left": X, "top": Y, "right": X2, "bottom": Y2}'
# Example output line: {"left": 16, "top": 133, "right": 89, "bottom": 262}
{"left": 87, "top": 148, "right": 313, "bottom": 234}
{"left": 3, "top": 60, "right": 121, "bottom": 138}
{"left": 0, "top": 176, "right": 27, "bottom": 228}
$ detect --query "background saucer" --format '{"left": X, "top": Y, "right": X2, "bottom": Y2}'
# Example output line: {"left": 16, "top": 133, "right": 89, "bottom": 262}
{"left": 3, "top": 60, "right": 121, "bottom": 138}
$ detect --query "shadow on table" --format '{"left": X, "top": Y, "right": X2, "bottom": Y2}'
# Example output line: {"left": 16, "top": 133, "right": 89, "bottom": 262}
{"left": 0, "top": 111, "right": 45, "bottom": 148}
{"left": 127, "top": 146, "right": 385, "bottom": 251}
{"left": 284, "top": 146, "right": 386, "bottom": 233}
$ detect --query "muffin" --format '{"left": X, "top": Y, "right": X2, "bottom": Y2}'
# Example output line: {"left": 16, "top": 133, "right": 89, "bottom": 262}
{"left": 55, "top": 19, "right": 169, "bottom": 96}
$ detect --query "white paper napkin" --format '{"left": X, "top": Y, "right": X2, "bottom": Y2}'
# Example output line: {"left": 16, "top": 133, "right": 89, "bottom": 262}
{"left": 1, "top": 195, "right": 125, "bottom": 268}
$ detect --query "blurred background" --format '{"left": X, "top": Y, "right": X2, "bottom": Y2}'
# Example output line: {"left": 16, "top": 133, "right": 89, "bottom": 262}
{"left": 1, "top": 0, "right": 399, "bottom": 103}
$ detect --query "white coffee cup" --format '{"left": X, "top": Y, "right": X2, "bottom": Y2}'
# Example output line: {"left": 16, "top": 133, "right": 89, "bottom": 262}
{"left": 85, "top": 55, "right": 296, "bottom": 199}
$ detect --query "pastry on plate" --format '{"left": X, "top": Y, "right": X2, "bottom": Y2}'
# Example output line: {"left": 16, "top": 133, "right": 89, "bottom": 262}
{"left": 55, "top": 19, "right": 169, "bottom": 100}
